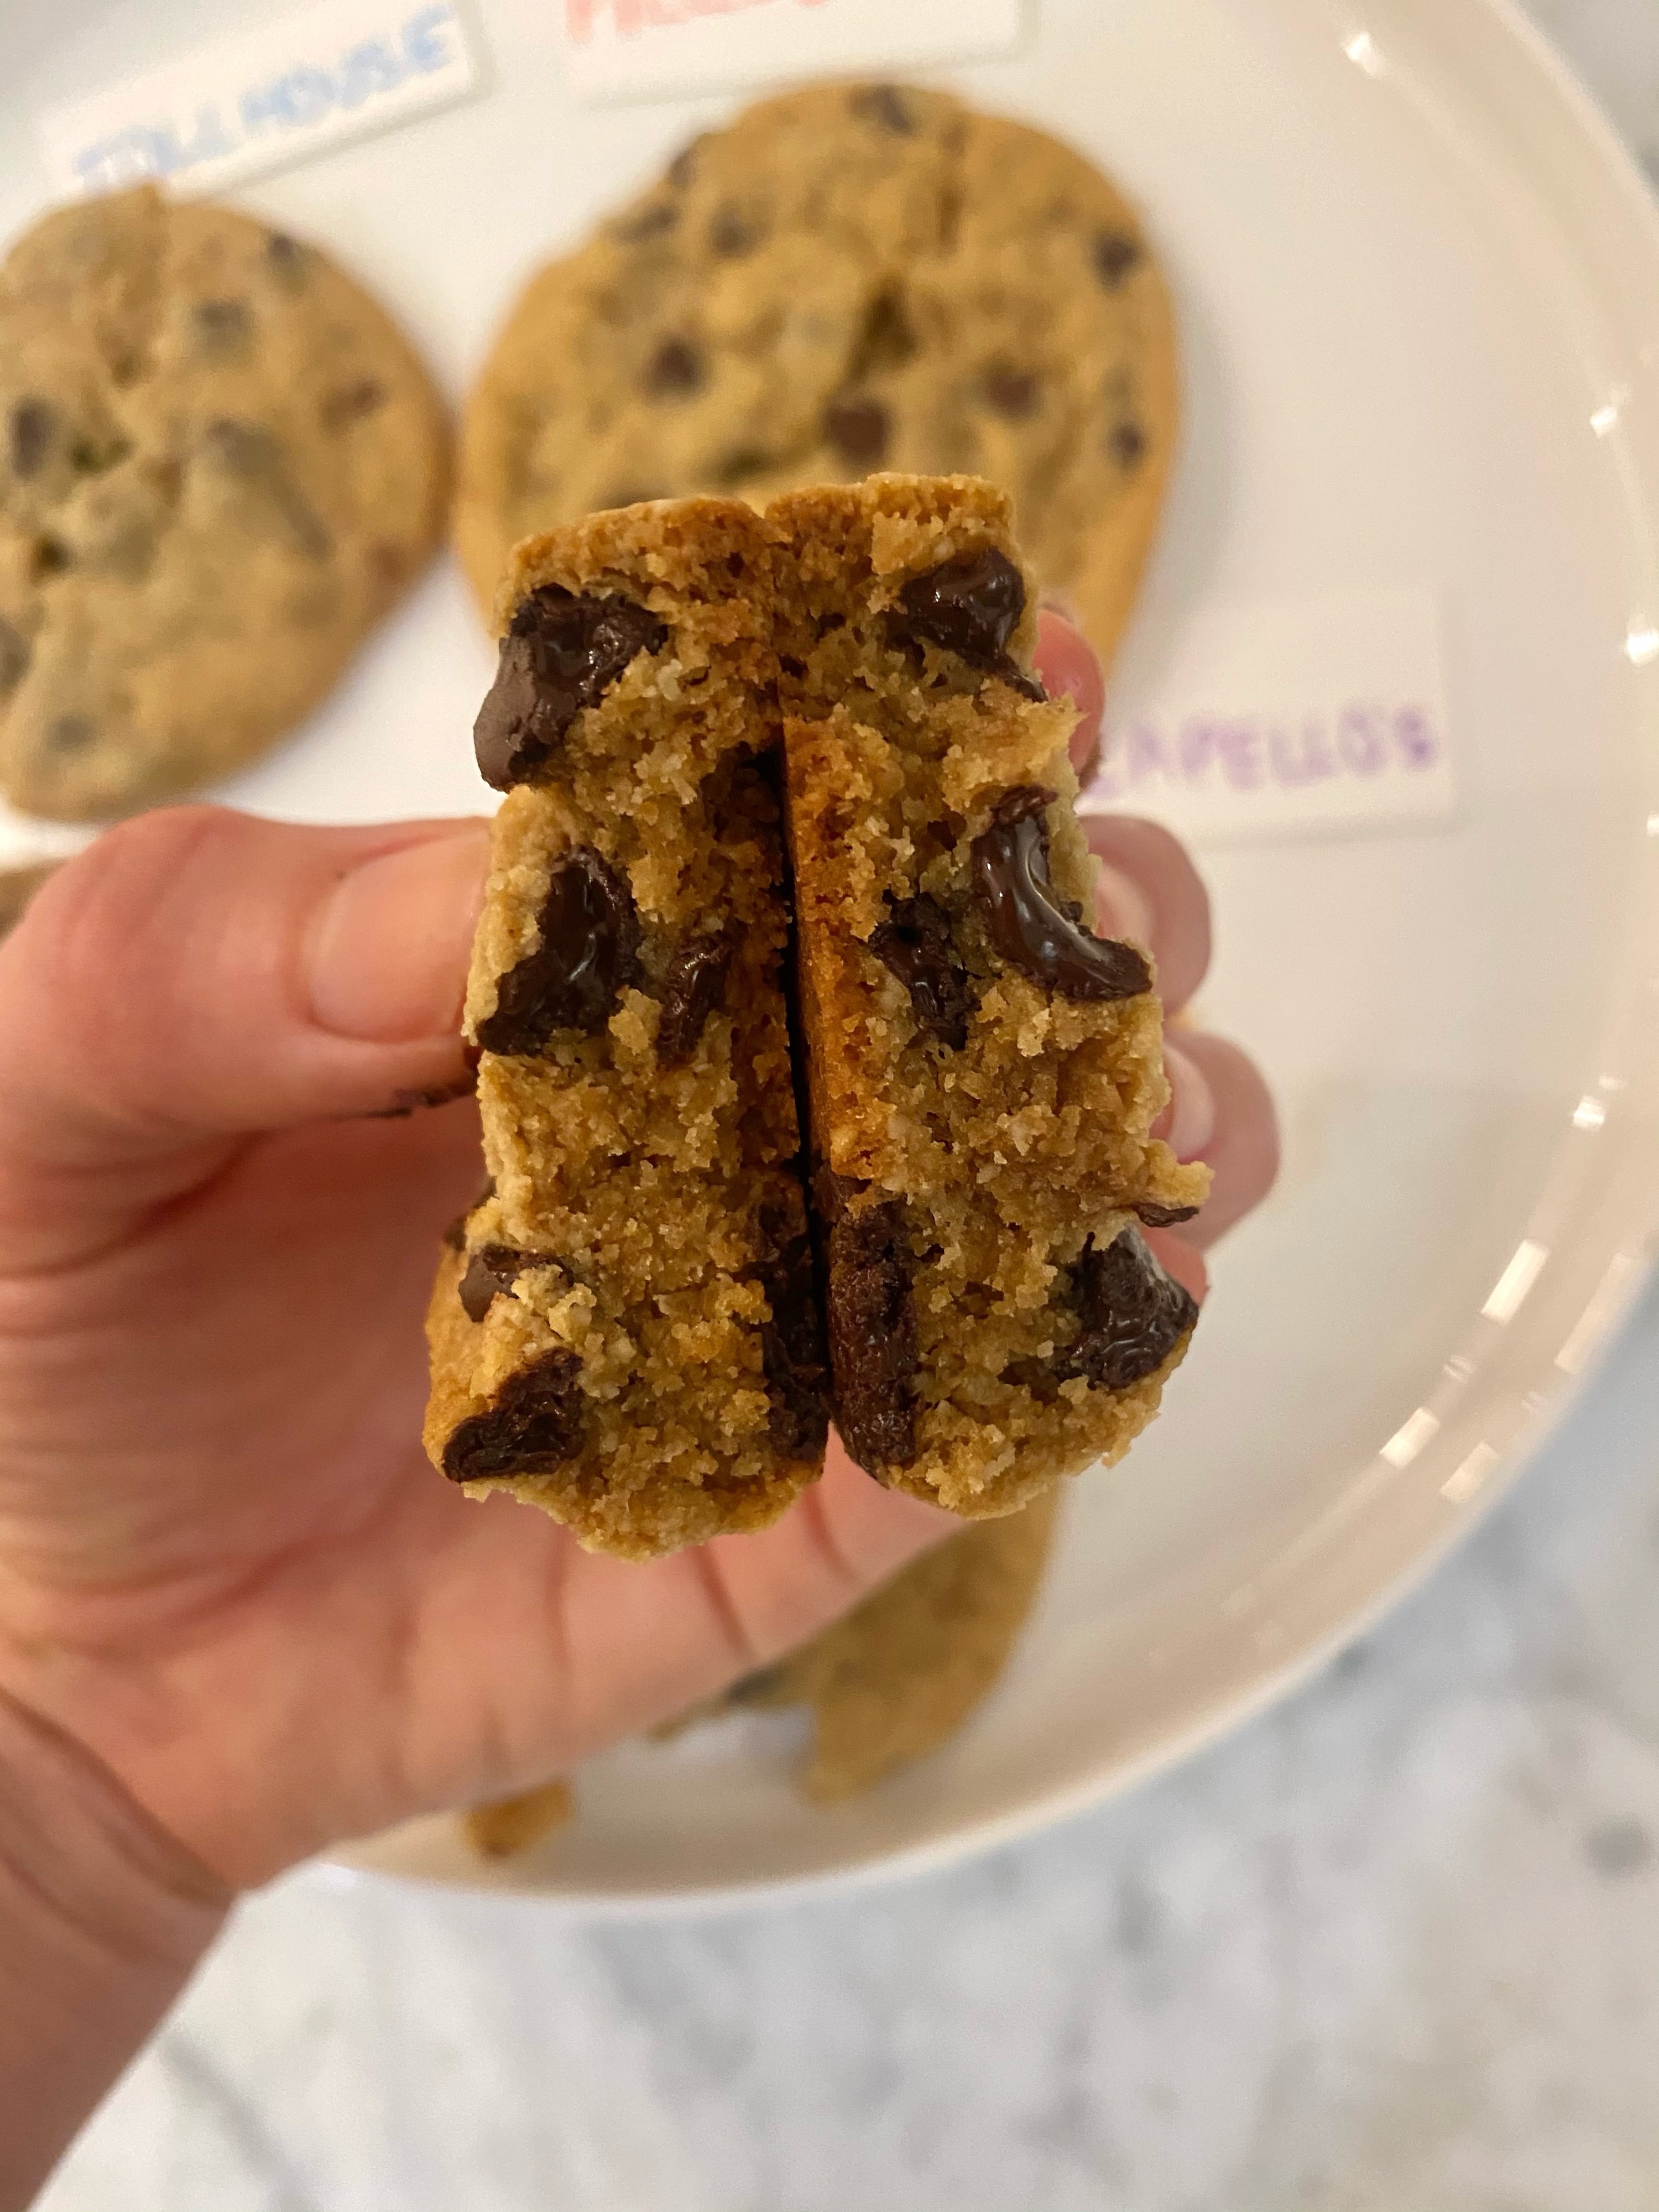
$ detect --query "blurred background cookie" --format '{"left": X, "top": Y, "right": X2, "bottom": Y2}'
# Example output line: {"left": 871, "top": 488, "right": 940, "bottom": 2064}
{"left": 457, "top": 81, "right": 1173, "bottom": 662}
{"left": 0, "top": 185, "right": 450, "bottom": 821}
{"left": 0, "top": 857, "right": 56, "bottom": 938}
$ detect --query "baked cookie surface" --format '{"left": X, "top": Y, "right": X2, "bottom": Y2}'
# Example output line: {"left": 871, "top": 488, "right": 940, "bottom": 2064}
{"left": 0, "top": 859, "right": 56, "bottom": 939}
{"left": 457, "top": 82, "right": 1173, "bottom": 660}
{"left": 424, "top": 497, "right": 828, "bottom": 1561}
{"left": 0, "top": 185, "right": 449, "bottom": 820}
{"left": 774, "top": 476, "right": 1207, "bottom": 1517}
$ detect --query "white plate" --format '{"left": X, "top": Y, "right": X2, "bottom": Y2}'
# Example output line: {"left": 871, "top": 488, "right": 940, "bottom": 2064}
{"left": 4, "top": 0, "right": 1657, "bottom": 1908}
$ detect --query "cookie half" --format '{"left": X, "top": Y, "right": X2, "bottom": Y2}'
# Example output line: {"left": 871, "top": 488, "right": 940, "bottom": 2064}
{"left": 773, "top": 476, "right": 1207, "bottom": 1516}
{"left": 422, "top": 498, "right": 828, "bottom": 1560}
{"left": 0, "top": 185, "right": 450, "bottom": 820}
{"left": 457, "top": 81, "right": 1174, "bottom": 665}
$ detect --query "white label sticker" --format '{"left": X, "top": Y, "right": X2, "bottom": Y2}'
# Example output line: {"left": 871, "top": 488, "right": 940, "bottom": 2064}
{"left": 559, "top": 0, "right": 1029, "bottom": 106}
{"left": 38, "top": 0, "right": 486, "bottom": 200}
{"left": 1082, "top": 589, "right": 1459, "bottom": 846}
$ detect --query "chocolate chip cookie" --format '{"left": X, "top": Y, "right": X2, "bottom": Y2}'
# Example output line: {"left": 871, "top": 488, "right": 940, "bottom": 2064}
{"left": 423, "top": 497, "right": 828, "bottom": 1561}
{"left": 425, "top": 477, "right": 1202, "bottom": 1557}
{"left": 0, "top": 185, "right": 449, "bottom": 820}
{"left": 775, "top": 476, "right": 1206, "bottom": 1517}
{"left": 722, "top": 1491, "right": 1061, "bottom": 1801}
{"left": 457, "top": 82, "right": 1173, "bottom": 665}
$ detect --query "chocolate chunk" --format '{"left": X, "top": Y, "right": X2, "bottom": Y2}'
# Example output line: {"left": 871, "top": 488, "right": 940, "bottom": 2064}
{"left": 852, "top": 84, "right": 916, "bottom": 135}
{"left": 972, "top": 786, "right": 1151, "bottom": 1001}
{"left": 869, "top": 894, "right": 973, "bottom": 1049}
{"left": 1135, "top": 1200, "right": 1200, "bottom": 1228}
{"left": 46, "top": 713, "right": 96, "bottom": 755}
{"left": 666, "top": 137, "right": 704, "bottom": 189}
{"left": 710, "top": 205, "right": 763, "bottom": 257}
{"left": 825, "top": 394, "right": 890, "bottom": 468}
{"left": 0, "top": 618, "right": 29, "bottom": 695}
{"left": 29, "top": 537, "right": 71, "bottom": 582}
{"left": 475, "top": 848, "right": 641, "bottom": 1053}
{"left": 265, "top": 232, "right": 309, "bottom": 286}
{"left": 891, "top": 549, "right": 1045, "bottom": 698}
{"left": 615, "top": 200, "right": 679, "bottom": 243}
{"left": 826, "top": 1198, "right": 916, "bottom": 1471}
{"left": 201, "top": 419, "right": 331, "bottom": 559}
{"left": 460, "top": 1243, "right": 536, "bottom": 1322}
{"left": 656, "top": 927, "right": 735, "bottom": 1066}
{"left": 645, "top": 336, "right": 705, "bottom": 397}
{"left": 755, "top": 1208, "right": 831, "bottom": 1458}
{"left": 192, "top": 298, "right": 251, "bottom": 352}
{"left": 1109, "top": 420, "right": 1147, "bottom": 469}
{"left": 69, "top": 430, "right": 130, "bottom": 476}
{"left": 441, "top": 1349, "right": 585, "bottom": 1481}
{"left": 1007, "top": 1229, "right": 1196, "bottom": 1400}
{"left": 474, "top": 585, "right": 668, "bottom": 791}
{"left": 10, "top": 400, "right": 55, "bottom": 480}
{"left": 320, "top": 378, "right": 387, "bottom": 430}
{"left": 983, "top": 366, "right": 1040, "bottom": 419}
{"left": 1093, "top": 231, "right": 1142, "bottom": 289}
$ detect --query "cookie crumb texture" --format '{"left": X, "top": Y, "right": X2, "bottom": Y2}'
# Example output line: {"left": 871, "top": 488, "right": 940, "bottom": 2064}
{"left": 464, "top": 1781, "right": 573, "bottom": 1860}
{"left": 423, "top": 498, "right": 829, "bottom": 1561}
{"left": 0, "top": 185, "right": 449, "bottom": 820}
{"left": 457, "top": 82, "right": 1173, "bottom": 664}
{"left": 776, "top": 477, "right": 1207, "bottom": 1516}
{"left": 728, "top": 1491, "right": 1061, "bottom": 1801}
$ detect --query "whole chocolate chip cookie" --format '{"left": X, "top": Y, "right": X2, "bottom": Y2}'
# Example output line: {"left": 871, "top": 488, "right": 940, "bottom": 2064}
{"left": 456, "top": 82, "right": 1175, "bottom": 665}
{"left": 0, "top": 185, "right": 449, "bottom": 820}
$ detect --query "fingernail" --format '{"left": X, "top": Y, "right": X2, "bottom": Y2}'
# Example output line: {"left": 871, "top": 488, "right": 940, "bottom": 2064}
{"left": 1158, "top": 1043, "right": 1217, "bottom": 1162}
{"left": 1094, "top": 862, "right": 1154, "bottom": 948}
{"left": 307, "top": 828, "right": 489, "bottom": 1042}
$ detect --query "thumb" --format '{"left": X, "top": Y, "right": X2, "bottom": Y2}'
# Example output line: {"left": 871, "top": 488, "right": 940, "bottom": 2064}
{"left": 0, "top": 806, "right": 486, "bottom": 1260}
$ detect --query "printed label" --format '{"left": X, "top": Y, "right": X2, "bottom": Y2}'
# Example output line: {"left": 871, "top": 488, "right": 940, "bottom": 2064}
{"left": 1083, "top": 589, "right": 1459, "bottom": 846}
{"left": 38, "top": 0, "right": 486, "bottom": 199}
{"left": 559, "top": 0, "right": 1029, "bottom": 106}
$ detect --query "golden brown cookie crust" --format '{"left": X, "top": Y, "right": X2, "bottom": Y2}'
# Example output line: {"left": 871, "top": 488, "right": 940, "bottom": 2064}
{"left": 0, "top": 185, "right": 450, "bottom": 820}
{"left": 456, "top": 82, "right": 1175, "bottom": 666}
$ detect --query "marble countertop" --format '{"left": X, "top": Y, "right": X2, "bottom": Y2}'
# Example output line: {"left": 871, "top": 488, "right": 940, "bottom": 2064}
{"left": 36, "top": 4, "right": 1659, "bottom": 2207}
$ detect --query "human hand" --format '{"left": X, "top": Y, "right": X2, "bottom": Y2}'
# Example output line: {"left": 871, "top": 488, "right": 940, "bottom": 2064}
{"left": 0, "top": 614, "right": 1275, "bottom": 1898}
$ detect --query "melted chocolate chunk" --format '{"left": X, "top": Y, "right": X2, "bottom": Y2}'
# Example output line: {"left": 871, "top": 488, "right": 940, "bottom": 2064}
{"left": 645, "top": 336, "right": 705, "bottom": 397}
{"left": 869, "top": 894, "right": 973, "bottom": 1049}
{"left": 441, "top": 1349, "right": 585, "bottom": 1481}
{"left": 852, "top": 84, "right": 916, "bottom": 135}
{"left": 1006, "top": 1229, "right": 1196, "bottom": 1400}
{"left": 825, "top": 394, "right": 889, "bottom": 467}
{"left": 460, "top": 1243, "right": 536, "bottom": 1323}
{"left": 1135, "top": 1200, "right": 1201, "bottom": 1228}
{"left": 891, "top": 549, "right": 1045, "bottom": 698}
{"left": 826, "top": 1198, "right": 917, "bottom": 1471}
{"left": 46, "top": 713, "right": 96, "bottom": 755}
{"left": 30, "top": 536, "right": 71, "bottom": 582}
{"left": 1109, "top": 420, "right": 1147, "bottom": 470}
{"left": 10, "top": 400, "right": 55, "bottom": 480}
{"left": 755, "top": 1208, "right": 831, "bottom": 1458}
{"left": 474, "top": 585, "right": 667, "bottom": 791}
{"left": 0, "top": 618, "right": 29, "bottom": 695}
{"left": 474, "top": 848, "right": 641, "bottom": 1053}
{"left": 983, "top": 366, "right": 1040, "bottom": 419}
{"left": 1093, "top": 231, "right": 1142, "bottom": 289}
{"left": 201, "top": 419, "right": 331, "bottom": 558}
{"left": 971, "top": 787, "right": 1152, "bottom": 1001}
{"left": 656, "top": 927, "right": 735, "bottom": 1066}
